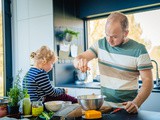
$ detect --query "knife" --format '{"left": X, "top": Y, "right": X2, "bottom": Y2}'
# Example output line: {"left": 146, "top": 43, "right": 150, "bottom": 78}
{"left": 110, "top": 108, "right": 122, "bottom": 114}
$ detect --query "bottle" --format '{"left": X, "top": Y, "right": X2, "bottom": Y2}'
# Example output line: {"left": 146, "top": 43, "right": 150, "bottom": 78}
{"left": 23, "top": 94, "right": 31, "bottom": 115}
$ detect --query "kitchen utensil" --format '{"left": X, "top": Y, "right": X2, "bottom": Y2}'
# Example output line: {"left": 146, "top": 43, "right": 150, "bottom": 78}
{"left": 44, "top": 101, "right": 64, "bottom": 112}
{"left": 77, "top": 94, "right": 106, "bottom": 111}
{"left": 75, "top": 70, "right": 87, "bottom": 85}
{"left": 110, "top": 108, "right": 122, "bottom": 114}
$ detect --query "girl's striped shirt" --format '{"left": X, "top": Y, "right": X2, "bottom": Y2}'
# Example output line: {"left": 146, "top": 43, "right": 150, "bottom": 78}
{"left": 23, "top": 67, "right": 65, "bottom": 101}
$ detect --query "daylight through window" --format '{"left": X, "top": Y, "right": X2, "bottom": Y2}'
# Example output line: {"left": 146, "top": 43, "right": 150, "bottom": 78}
{"left": 87, "top": 9, "right": 160, "bottom": 82}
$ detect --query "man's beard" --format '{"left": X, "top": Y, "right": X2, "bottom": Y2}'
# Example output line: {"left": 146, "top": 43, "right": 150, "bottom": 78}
{"left": 114, "top": 37, "right": 128, "bottom": 47}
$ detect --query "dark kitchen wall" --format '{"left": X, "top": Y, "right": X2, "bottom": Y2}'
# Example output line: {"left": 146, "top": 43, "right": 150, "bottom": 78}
{"left": 77, "top": 0, "right": 160, "bottom": 19}
{"left": 53, "top": 0, "right": 84, "bottom": 85}
{"left": 54, "top": 0, "right": 83, "bottom": 27}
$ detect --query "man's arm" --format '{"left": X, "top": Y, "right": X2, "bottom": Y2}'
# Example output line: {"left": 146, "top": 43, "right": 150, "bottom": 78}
{"left": 123, "top": 69, "right": 153, "bottom": 113}
{"left": 73, "top": 50, "right": 96, "bottom": 72}
{"left": 133, "top": 69, "right": 153, "bottom": 107}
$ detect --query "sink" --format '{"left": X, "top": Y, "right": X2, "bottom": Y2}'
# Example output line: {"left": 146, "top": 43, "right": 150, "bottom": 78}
{"left": 153, "top": 85, "right": 160, "bottom": 90}
{"left": 139, "top": 85, "right": 160, "bottom": 91}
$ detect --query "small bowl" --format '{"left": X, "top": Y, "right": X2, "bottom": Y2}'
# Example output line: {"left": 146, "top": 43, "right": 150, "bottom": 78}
{"left": 44, "top": 101, "right": 64, "bottom": 112}
{"left": 77, "top": 94, "right": 106, "bottom": 111}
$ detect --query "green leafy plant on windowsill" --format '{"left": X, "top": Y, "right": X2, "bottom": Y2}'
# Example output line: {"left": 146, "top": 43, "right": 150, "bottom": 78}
{"left": 7, "top": 69, "right": 28, "bottom": 108}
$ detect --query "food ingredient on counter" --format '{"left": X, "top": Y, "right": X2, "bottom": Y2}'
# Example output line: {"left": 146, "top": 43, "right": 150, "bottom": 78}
{"left": 32, "top": 101, "right": 44, "bottom": 116}
{"left": 85, "top": 110, "right": 102, "bottom": 119}
{"left": 23, "top": 94, "right": 31, "bottom": 115}
{"left": 39, "top": 111, "right": 54, "bottom": 120}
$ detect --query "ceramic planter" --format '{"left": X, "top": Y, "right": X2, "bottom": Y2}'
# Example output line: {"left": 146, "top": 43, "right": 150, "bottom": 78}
{"left": 65, "top": 33, "right": 73, "bottom": 42}
{"left": 7, "top": 105, "right": 19, "bottom": 115}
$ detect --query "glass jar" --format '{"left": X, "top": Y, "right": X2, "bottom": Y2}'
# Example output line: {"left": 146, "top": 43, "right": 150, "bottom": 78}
{"left": 32, "top": 101, "right": 44, "bottom": 117}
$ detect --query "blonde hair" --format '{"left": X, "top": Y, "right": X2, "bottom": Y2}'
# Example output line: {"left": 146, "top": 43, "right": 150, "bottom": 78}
{"left": 106, "top": 12, "right": 129, "bottom": 31}
{"left": 30, "top": 46, "right": 57, "bottom": 64}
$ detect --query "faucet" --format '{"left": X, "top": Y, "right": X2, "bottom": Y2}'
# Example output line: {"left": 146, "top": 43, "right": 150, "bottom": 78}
{"left": 151, "top": 60, "right": 160, "bottom": 87}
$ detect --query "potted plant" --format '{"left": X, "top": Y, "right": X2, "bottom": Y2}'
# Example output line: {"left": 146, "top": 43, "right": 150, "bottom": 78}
{"left": 58, "top": 28, "right": 79, "bottom": 42}
{"left": 7, "top": 70, "right": 28, "bottom": 115}
{"left": 64, "top": 29, "right": 79, "bottom": 42}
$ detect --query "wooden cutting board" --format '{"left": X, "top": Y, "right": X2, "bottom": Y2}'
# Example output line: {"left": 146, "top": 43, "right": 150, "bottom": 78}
{"left": 53, "top": 104, "right": 82, "bottom": 117}
{"left": 53, "top": 105, "right": 112, "bottom": 118}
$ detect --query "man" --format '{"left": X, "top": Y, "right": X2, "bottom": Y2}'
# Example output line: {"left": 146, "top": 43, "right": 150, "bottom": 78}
{"left": 73, "top": 12, "right": 153, "bottom": 113}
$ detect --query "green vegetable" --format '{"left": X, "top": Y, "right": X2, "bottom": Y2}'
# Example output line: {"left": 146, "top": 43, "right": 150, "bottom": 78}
{"left": 40, "top": 111, "right": 54, "bottom": 120}
{"left": 48, "top": 112, "right": 54, "bottom": 118}
{"left": 42, "top": 112, "right": 50, "bottom": 120}
{"left": 39, "top": 115, "right": 46, "bottom": 119}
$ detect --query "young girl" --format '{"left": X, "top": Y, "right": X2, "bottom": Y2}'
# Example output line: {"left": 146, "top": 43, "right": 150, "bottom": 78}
{"left": 23, "top": 46, "right": 77, "bottom": 103}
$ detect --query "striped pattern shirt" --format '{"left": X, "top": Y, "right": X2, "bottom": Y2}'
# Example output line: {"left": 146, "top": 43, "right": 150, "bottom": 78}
{"left": 89, "top": 37, "right": 153, "bottom": 108}
{"left": 23, "top": 67, "right": 65, "bottom": 101}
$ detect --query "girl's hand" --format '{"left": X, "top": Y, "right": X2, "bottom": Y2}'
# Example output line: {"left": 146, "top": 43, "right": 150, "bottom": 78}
{"left": 65, "top": 88, "right": 68, "bottom": 94}
{"left": 122, "top": 101, "right": 138, "bottom": 113}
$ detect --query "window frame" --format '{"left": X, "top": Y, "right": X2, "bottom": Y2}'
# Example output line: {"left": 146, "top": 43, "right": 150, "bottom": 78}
{"left": 3, "top": 0, "right": 12, "bottom": 95}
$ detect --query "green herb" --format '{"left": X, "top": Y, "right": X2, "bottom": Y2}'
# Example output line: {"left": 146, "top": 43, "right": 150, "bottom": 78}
{"left": 7, "top": 69, "right": 28, "bottom": 106}
{"left": 59, "top": 28, "right": 79, "bottom": 39}
{"left": 64, "top": 29, "right": 79, "bottom": 38}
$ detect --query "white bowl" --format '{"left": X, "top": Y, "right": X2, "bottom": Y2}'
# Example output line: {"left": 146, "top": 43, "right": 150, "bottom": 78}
{"left": 44, "top": 101, "right": 64, "bottom": 112}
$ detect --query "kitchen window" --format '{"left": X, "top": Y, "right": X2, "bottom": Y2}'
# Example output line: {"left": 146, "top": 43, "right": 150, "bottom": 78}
{"left": 87, "top": 9, "right": 160, "bottom": 82}
{"left": 0, "top": 0, "right": 4, "bottom": 96}
{"left": 0, "top": 0, "right": 12, "bottom": 96}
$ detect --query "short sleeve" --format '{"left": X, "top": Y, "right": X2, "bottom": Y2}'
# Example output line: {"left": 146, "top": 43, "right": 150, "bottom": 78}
{"left": 88, "top": 41, "right": 98, "bottom": 58}
{"left": 137, "top": 46, "right": 153, "bottom": 70}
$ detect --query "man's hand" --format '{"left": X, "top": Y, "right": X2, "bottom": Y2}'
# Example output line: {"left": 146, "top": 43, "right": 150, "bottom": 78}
{"left": 74, "top": 58, "right": 90, "bottom": 72}
{"left": 73, "top": 50, "right": 96, "bottom": 72}
{"left": 122, "top": 101, "right": 138, "bottom": 113}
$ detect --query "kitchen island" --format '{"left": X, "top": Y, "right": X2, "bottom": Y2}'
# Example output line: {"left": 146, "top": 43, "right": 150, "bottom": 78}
{"left": 52, "top": 109, "right": 160, "bottom": 120}
{"left": 57, "top": 82, "right": 160, "bottom": 112}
